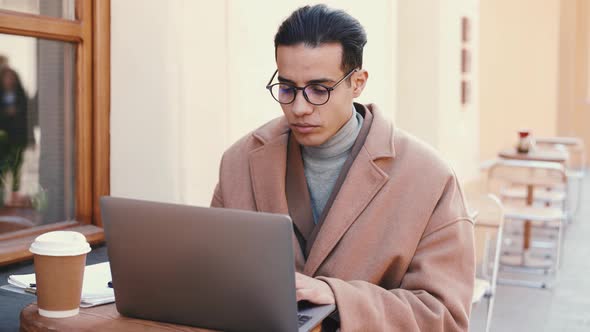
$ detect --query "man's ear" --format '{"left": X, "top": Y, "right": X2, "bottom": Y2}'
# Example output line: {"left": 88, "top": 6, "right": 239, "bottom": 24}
{"left": 352, "top": 69, "right": 368, "bottom": 98}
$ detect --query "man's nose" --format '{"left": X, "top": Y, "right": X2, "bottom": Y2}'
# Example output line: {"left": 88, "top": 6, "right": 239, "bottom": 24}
{"left": 290, "top": 90, "right": 314, "bottom": 117}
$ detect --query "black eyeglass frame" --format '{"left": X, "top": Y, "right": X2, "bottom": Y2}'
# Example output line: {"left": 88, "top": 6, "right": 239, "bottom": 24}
{"left": 265, "top": 68, "right": 358, "bottom": 106}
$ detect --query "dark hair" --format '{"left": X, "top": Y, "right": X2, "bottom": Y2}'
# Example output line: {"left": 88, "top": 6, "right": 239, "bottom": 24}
{"left": 0, "top": 66, "right": 29, "bottom": 146}
{"left": 0, "top": 67, "right": 27, "bottom": 101}
{"left": 274, "top": 4, "right": 367, "bottom": 73}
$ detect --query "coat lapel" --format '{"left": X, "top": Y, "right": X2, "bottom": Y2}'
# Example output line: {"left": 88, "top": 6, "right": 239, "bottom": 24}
{"left": 303, "top": 148, "right": 389, "bottom": 275}
{"left": 248, "top": 135, "right": 289, "bottom": 215}
{"left": 304, "top": 104, "right": 395, "bottom": 276}
{"left": 285, "top": 134, "right": 316, "bottom": 242}
{"left": 247, "top": 105, "right": 396, "bottom": 275}
{"left": 248, "top": 127, "right": 306, "bottom": 270}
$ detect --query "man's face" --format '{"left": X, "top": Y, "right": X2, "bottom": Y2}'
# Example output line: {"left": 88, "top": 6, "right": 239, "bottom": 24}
{"left": 275, "top": 43, "right": 364, "bottom": 147}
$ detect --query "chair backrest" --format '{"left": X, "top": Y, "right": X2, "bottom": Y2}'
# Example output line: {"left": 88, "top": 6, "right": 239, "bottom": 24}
{"left": 466, "top": 194, "right": 504, "bottom": 281}
{"left": 486, "top": 159, "right": 568, "bottom": 195}
{"left": 535, "top": 136, "right": 586, "bottom": 172}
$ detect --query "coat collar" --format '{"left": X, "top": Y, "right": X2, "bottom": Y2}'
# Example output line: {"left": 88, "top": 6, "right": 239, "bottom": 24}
{"left": 359, "top": 103, "right": 396, "bottom": 160}
{"left": 249, "top": 103, "right": 395, "bottom": 275}
{"left": 252, "top": 103, "right": 395, "bottom": 160}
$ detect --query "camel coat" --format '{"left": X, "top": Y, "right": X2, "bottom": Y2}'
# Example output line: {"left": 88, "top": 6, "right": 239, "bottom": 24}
{"left": 211, "top": 103, "right": 475, "bottom": 331}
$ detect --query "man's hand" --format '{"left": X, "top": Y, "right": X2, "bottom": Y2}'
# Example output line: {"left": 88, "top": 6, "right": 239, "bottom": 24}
{"left": 295, "top": 272, "right": 335, "bottom": 305}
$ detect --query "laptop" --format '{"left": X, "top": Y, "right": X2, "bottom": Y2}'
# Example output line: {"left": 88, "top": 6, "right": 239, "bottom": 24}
{"left": 100, "top": 196, "right": 336, "bottom": 332}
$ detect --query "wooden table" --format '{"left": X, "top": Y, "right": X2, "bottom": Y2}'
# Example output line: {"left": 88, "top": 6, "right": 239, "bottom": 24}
{"left": 20, "top": 303, "right": 322, "bottom": 332}
{"left": 498, "top": 148, "right": 568, "bottom": 164}
{"left": 498, "top": 148, "right": 566, "bottom": 266}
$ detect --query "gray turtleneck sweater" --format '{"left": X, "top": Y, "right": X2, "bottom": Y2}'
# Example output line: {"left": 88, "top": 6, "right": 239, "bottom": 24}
{"left": 302, "top": 106, "right": 363, "bottom": 223}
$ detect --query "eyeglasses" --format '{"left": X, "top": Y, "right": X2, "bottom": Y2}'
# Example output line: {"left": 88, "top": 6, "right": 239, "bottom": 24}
{"left": 265, "top": 68, "right": 357, "bottom": 106}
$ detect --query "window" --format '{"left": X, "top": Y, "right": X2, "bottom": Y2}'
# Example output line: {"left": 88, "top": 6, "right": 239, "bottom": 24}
{"left": 0, "top": 0, "right": 76, "bottom": 19}
{"left": 0, "top": 0, "right": 109, "bottom": 265}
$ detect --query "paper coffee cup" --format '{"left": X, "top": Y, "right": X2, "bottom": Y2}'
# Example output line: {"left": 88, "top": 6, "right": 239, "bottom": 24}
{"left": 29, "top": 231, "right": 91, "bottom": 318}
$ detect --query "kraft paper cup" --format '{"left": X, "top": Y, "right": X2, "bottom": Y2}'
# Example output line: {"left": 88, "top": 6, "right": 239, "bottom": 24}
{"left": 29, "top": 231, "right": 91, "bottom": 318}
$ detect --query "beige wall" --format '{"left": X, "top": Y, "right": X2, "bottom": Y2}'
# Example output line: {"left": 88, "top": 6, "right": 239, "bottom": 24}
{"left": 396, "top": 0, "right": 480, "bottom": 183}
{"left": 111, "top": 1, "right": 186, "bottom": 203}
{"left": 396, "top": 0, "right": 439, "bottom": 148}
{"left": 557, "top": 0, "right": 577, "bottom": 138}
{"left": 111, "top": 0, "right": 398, "bottom": 206}
{"left": 557, "top": 0, "right": 590, "bottom": 159}
{"left": 570, "top": 0, "right": 590, "bottom": 157}
{"left": 437, "top": 0, "right": 479, "bottom": 182}
{"left": 479, "top": 0, "right": 561, "bottom": 161}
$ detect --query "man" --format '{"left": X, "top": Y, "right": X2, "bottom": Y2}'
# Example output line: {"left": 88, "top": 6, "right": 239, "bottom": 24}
{"left": 212, "top": 4, "right": 475, "bottom": 331}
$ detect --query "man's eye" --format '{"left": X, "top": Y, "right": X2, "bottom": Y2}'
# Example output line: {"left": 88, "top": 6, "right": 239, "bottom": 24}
{"left": 309, "top": 86, "right": 328, "bottom": 94}
{"left": 279, "top": 86, "right": 293, "bottom": 93}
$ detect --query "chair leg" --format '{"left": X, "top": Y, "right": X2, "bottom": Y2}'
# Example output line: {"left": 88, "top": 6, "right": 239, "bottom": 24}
{"left": 567, "top": 176, "right": 584, "bottom": 222}
{"left": 574, "top": 177, "right": 584, "bottom": 219}
{"left": 484, "top": 294, "right": 494, "bottom": 332}
{"left": 554, "top": 219, "right": 565, "bottom": 276}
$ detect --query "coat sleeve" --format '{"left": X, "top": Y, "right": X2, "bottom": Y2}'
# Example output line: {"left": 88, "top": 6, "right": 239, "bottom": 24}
{"left": 317, "top": 175, "right": 475, "bottom": 332}
{"left": 211, "top": 182, "right": 224, "bottom": 208}
{"left": 210, "top": 152, "right": 225, "bottom": 208}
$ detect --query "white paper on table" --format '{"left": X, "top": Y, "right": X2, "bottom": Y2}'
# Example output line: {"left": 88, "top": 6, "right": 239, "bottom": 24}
{"left": 6, "top": 262, "right": 115, "bottom": 307}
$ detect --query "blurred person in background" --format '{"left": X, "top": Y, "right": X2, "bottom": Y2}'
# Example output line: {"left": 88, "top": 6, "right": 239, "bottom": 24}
{"left": 0, "top": 64, "right": 29, "bottom": 207}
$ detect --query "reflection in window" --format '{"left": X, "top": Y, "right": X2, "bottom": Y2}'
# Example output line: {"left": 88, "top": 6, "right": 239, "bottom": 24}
{"left": 0, "top": 0, "right": 75, "bottom": 20}
{"left": 0, "top": 34, "right": 75, "bottom": 233}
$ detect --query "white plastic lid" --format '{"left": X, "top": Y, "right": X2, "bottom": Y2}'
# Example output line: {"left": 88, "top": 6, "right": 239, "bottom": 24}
{"left": 29, "top": 231, "right": 91, "bottom": 256}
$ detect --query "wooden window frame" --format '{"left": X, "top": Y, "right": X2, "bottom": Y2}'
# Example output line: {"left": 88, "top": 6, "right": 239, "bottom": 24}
{"left": 0, "top": 0, "right": 109, "bottom": 265}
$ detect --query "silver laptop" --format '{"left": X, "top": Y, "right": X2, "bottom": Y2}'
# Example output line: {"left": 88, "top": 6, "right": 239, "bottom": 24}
{"left": 101, "top": 196, "right": 335, "bottom": 332}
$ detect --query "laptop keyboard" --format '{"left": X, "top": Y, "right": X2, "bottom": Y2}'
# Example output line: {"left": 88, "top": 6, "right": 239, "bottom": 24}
{"left": 298, "top": 314, "right": 312, "bottom": 327}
